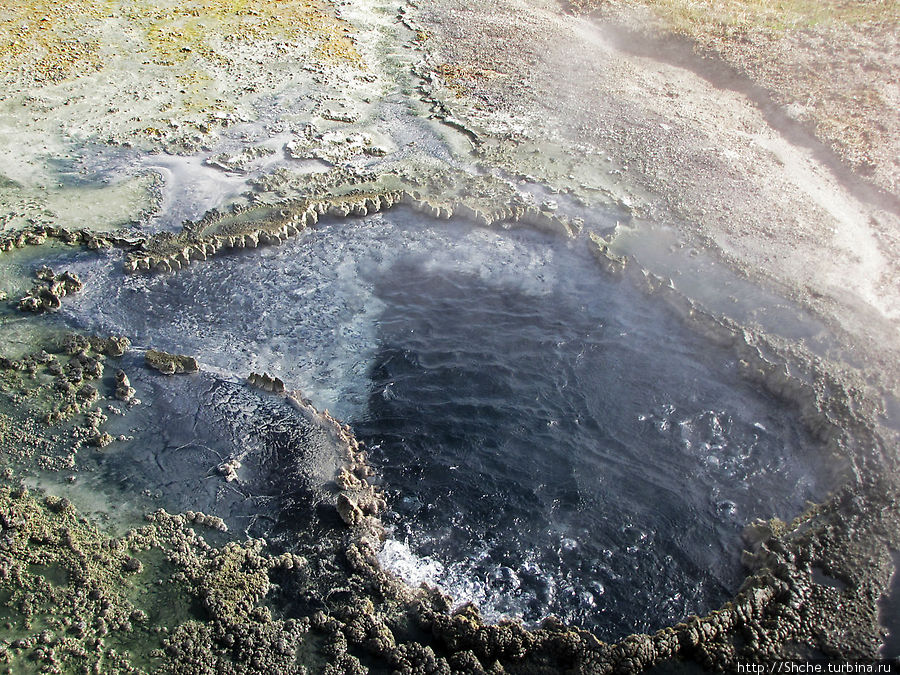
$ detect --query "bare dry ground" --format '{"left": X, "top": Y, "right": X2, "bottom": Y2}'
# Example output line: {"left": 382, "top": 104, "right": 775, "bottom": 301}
{"left": 566, "top": 0, "right": 900, "bottom": 197}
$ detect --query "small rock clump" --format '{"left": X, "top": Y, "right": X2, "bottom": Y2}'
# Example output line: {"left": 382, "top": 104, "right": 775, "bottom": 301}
{"left": 17, "top": 267, "right": 83, "bottom": 312}
{"left": 91, "top": 431, "right": 114, "bottom": 448}
{"left": 183, "top": 510, "right": 228, "bottom": 532}
{"left": 217, "top": 459, "right": 241, "bottom": 483}
{"left": 114, "top": 369, "right": 136, "bottom": 401}
{"left": 247, "top": 371, "right": 285, "bottom": 393}
{"left": 145, "top": 349, "right": 200, "bottom": 375}
{"left": 89, "top": 335, "right": 131, "bottom": 357}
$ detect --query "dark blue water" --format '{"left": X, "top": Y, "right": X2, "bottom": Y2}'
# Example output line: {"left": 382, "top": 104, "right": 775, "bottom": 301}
{"left": 56, "top": 211, "right": 833, "bottom": 638}
{"left": 351, "top": 238, "right": 829, "bottom": 638}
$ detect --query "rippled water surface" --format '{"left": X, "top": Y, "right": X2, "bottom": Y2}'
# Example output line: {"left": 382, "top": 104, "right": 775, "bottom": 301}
{"left": 59, "top": 211, "right": 831, "bottom": 638}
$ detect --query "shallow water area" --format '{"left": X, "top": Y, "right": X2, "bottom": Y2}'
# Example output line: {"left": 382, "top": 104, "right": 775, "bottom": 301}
{"left": 57, "top": 210, "right": 836, "bottom": 639}
{"left": 608, "top": 222, "right": 839, "bottom": 357}
{"left": 85, "top": 361, "right": 344, "bottom": 543}
{"left": 0, "top": 243, "right": 100, "bottom": 357}
{"left": 2, "top": 343, "right": 345, "bottom": 545}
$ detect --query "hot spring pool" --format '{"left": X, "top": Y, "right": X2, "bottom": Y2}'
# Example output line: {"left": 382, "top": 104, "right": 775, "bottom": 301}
{"left": 57, "top": 209, "right": 833, "bottom": 638}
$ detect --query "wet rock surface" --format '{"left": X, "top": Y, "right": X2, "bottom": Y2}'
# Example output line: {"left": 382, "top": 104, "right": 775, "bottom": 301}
{"left": 145, "top": 349, "right": 200, "bottom": 376}
{"left": 17, "top": 266, "right": 83, "bottom": 313}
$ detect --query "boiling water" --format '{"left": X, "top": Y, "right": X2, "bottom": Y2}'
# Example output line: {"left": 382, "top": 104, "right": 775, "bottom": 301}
{"left": 58, "top": 210, "right": 831, "bottom": 638}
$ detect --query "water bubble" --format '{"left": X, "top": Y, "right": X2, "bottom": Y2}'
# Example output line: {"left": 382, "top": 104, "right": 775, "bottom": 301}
{"left": 716, "top": 500, "right": 738, "bottom": 516}
{"left": 560, "top": 537, "right": 578, "bottom": 551}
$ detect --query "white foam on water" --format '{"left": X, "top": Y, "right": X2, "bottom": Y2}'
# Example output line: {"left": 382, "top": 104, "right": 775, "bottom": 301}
{"left": 378, "top": 529, "right": 626, "bottom": 628}
{"left": 377, "top": 538, "right": 445, "bottom": 590}
{"left": 377, "top": 536, "right": 530, "bottom": 624}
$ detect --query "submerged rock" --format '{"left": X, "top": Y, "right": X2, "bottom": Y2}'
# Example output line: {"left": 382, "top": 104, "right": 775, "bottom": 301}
{"left": 90, "top": 335, "right": 131, "bottom": 357}
{"left": 17, "top": 268, "right": 83, "bottom": 313}
{"left": 145, "top": 350, "right": 200, "bottom": 375}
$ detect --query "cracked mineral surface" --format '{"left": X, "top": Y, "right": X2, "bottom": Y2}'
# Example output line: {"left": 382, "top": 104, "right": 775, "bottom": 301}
{"left": 0, "top": 0, "right": 898, "bottom": 672}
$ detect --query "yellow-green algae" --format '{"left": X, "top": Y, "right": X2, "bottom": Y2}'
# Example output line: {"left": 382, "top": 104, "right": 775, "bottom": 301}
{"left": 0, "top": 324, "right": 135, "bottom": 474}
{"left": 0, "top": 0, "right": 360, "bottom": 88}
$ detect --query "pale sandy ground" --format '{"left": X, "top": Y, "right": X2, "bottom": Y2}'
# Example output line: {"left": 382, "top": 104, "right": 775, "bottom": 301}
{"left": 568, "top": 0, "right": 900, "bottom": 196}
